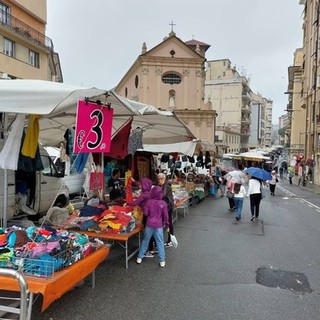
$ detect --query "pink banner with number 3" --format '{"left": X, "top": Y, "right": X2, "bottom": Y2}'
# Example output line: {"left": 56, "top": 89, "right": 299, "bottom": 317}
{"left": 74, "top": 100, "right": 113, "bottom": 153}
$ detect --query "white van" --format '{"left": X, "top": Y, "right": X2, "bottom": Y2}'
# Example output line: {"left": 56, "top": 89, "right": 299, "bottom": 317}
{"left": 45, "top": 146, "right": 86, "bottom": 196}
{"left": 0, "top": 142, "right": 69, "bottom": 222}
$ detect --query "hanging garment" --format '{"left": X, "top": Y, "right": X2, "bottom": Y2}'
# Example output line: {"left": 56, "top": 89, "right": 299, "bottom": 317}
{"left": 125, "top": 170, "right": 133, "bottom": 203}
{"left": 0, "top": 114, "right": 25, "bottom": 170}
{"left": 18, "top": 132, "right": 44, "bottom": 172}
{"left": 21, "top": 115, "right": 41, "bottom": 158}
{"left": 74, "top": 152, "right": 89, "bottom": 174}
{"left": 128, "top": 128, "right": 143, "bottom": 155}
{"left": 105, "top": 117, "right": 133, "bottom": 159}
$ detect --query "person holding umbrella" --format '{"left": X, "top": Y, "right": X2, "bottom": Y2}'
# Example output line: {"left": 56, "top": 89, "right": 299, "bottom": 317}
{"left": 245, "top": 167, "right": 272, "bottom": 221}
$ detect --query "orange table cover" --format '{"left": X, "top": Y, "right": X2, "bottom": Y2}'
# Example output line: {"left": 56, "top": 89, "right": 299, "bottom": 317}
{"left": 78, "top": 224, "right": 143, "bottom": 241}
{"left": 0, "top": 246, "right": 110, "bottom": 312}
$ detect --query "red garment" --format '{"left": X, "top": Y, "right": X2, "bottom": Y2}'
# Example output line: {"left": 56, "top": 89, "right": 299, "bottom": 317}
{"left": 105, "top": 117, "right": 133, "bottom": 159}
{"left": 126, "top": 177, "right": 133, "bottom": 203}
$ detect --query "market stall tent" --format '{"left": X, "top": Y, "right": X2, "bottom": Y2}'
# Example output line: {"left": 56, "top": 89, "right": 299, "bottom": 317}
{"left": 0, "top": 80, "right": 196, "bottom": 146}
{"left": 0, "top": 79, "right": 196, "bottom": 226}
{"left": 143, "top": 140, "right": 198, "bottom": 157}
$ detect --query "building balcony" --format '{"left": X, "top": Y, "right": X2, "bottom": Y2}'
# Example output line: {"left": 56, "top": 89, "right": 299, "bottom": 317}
{"left": 242, "top": 91, "right": 252, "bottom": 102}
{"left": 241, "top": 116, "right": 251, "bottom": 124}
{"left": 0, "top": 9, "right": 53, "bottom": 51}
{"left": 241, "top": 104, "right": 251, "bottom": 113}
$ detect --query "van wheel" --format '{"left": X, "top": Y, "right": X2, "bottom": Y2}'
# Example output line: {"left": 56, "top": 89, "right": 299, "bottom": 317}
{"left": 54, "top": 196, "right": 67, "bottom": 208}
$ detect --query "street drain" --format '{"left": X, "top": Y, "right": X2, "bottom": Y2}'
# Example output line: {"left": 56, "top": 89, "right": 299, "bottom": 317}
{"left": 256, "top": 267, "right": 312, "bottom": 294}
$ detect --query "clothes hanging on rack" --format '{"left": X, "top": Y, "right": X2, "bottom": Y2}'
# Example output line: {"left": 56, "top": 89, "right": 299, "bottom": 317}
{"left": 0, "top": 114, "right": 25, "bottom": 170}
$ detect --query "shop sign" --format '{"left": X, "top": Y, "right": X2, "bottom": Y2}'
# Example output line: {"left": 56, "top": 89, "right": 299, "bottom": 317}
{"left": 74, "top": 100, "right": 113, "bottom": 153}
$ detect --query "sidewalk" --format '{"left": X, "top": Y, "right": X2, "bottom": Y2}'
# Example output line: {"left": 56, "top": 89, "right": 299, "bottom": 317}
{"left": 301, "top": 181, "right": 320, "bottom": 194}
{"left": 281, "top": 175, "right": 320, "bottom": 194}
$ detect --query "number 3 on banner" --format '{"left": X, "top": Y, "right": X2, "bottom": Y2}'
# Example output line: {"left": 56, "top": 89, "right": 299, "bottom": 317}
{"left": 74, "top": 100, "right": 113, "bottom": 153}
{"left": 87, "top": 109, "right": 103, "bottom": 149}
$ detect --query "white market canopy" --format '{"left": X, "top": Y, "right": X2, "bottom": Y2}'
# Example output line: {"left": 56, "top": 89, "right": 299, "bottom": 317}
{"left": 0, "top": 79, "right": 196, "bottom": 146}
{"left": 236, "top": 151, "right": 270, "bottom": 161}
{"left": 143, "top": 140, "right": 198, "bottom": 157}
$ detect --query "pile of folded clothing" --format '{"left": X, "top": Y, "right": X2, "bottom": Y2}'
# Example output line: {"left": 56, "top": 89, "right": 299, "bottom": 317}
{"left": 0, "top": 225, "right": 101, "bottom": 277}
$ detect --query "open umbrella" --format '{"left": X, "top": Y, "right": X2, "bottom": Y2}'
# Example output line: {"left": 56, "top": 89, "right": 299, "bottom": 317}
{"left": 225, "top": 170, "right": 247, "bottom": 183}
{"left": 244, "top": 167, "right": 272, "bottom": 181}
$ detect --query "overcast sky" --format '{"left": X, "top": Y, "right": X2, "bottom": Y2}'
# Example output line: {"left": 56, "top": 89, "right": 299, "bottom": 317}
{"left": 46, "top": 0, "right": 303, "bottom": 124}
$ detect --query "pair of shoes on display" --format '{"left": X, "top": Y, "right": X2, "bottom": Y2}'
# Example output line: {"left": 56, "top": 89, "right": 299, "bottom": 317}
{"left": 136, "top": 257, "right": 142, "bottom": 264}
{"left": 165, "top": 242, "right": 173, "bottom": 248}
{"left": 159, "top": 261, "right": 165, "bottom": 268}
{"left": 250, "top": 215, "right": 255, "bottom": 221}
{"left": 144, "top": 251, "right": 154, "bottom": 258}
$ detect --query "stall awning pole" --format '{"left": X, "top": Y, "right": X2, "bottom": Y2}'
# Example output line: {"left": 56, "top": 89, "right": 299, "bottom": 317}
{"left": 2, "top": 114, "right": 8, "bottom": 228}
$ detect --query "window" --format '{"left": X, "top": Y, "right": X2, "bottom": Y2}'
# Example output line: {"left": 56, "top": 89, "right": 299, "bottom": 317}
{"left": 0, "top": 3, "right": 10, "bottom": 25}
{"left": 41, "top": 155, "right": 58, "bottom": 177}
{"left": 162, "top": 72, "right": 182, "bottom": 85}
{"left": 3, "top": 38, "right": 14, "bottom": 57}
{"left": 135, "top": 75, "right": 139, "bottom": 88}
{"left": 29, "top": 50, "right": 39, "bottom": 68}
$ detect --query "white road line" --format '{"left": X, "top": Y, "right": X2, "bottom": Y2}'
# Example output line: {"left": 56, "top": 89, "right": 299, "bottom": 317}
{"left": 279, "top": 185, "right": 320, "bottom": 211}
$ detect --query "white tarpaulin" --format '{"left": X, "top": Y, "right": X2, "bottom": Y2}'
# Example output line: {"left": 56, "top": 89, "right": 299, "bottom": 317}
{"left": 0, "top": 80, "right": 196, "bottom": 146}
{"left": 143, "top": 140, "right": 197, "bottom": 156}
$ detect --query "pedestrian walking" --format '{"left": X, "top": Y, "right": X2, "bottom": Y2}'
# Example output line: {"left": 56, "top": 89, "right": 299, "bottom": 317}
{"left": 279, "top": 166, "right": 284, "bottom": 180}
{"left": 247, "top": 176, "right": 262, "bottom": 221}
{"left": 126, "top": 178, "right": 154, "bottom": 257}
{"left": 136, "top": 186, "right": 169, "bottom": 267}
{"left": 288, "top": 167, "right": 294, "bottom": 184}
{"left": 220, "top": 175, "right": 227, "bottom": 196}
{"left": 268, "top": 170, "right": 278, "bottom": 196}
{"left": 157, "top": 172, "right": 175, "bottom": 247}
{"left": 226, "top": 178, "right": 236, "bottom": 211}
{"left": 233, "top": 182, "right": 246, "bottom": 223}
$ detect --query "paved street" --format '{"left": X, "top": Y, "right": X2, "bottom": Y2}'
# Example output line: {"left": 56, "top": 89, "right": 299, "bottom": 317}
{"left": 31, "top": 180, "right": 320, "bottom": 320}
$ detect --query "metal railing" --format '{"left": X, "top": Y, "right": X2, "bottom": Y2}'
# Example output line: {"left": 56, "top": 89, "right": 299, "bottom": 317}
{"left": 0, "top": 268, "right": 33, "bottom": 320}
{"left": 0, "top": 9, "right": 53, "bottom": 51}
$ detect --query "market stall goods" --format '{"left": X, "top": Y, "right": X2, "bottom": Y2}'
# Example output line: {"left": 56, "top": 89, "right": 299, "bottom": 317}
{"left": 0, "top": 225, "right": 103, "bottom": 278}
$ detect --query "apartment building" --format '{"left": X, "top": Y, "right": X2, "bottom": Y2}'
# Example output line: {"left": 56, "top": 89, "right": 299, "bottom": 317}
{"left": 289, "top": 0, "right": 320, "bottom": 184}
{"left": 286, "top": 48, "right": 305, "bottom": 160}
{"left": 0, "top": 0, "right": 61, "bottom": 81}
{"left": 249, "top": 93, "right": 273, "bottom": 149}
{"left": 278, "top": 114, "right": 290, "bottom": 146}
{"left": 264, "top": 99, "right": 273, "bottom": 147}
{"left": 205, "top": 59, "right": 252, "bottom": 153}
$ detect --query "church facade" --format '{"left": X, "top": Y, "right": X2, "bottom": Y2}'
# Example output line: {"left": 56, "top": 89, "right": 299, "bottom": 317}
{"left": 115, "top": 31, "right": 217, "bottom": 152}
